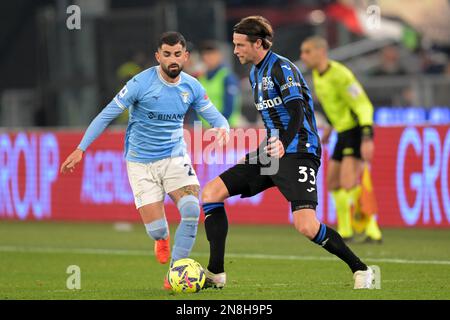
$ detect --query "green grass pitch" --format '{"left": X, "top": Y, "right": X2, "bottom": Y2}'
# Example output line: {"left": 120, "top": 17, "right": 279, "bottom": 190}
{"left": 1, "top": 221, "right": 449, "bottom": 300}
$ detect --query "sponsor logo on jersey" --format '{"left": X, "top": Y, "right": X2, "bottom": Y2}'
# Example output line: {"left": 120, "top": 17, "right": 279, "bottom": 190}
{"left": 148, "top": 112, "right": 184, "bottom": 121}
{"left": 280, "top": 81, "right": 301, "bottom": 91}
{"left": 255, "top": 96, "right": 283, "bottom": 110}
{"left": 261, "top": 76, "right": 274, "bottom": 91}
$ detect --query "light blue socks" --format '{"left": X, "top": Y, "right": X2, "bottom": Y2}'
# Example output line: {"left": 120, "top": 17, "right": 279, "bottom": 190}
{"left": 172, "top": 195, "right": 200, "bottom": 262}
{"left": 145, "top": 218, "right": 169, "bottom": 240}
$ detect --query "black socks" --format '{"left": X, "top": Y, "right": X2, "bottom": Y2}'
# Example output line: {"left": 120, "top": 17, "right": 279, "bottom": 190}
{"left": 312, "top": 223, "right": 368, "bottom": 273}
{"left": 202, "top": 202, "right": 228, "bottom": 274}
{"left": 202, "top": 204, "right": 366, "bottom": 274}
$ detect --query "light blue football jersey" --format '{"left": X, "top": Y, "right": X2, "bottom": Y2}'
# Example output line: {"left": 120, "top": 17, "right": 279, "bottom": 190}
{"left": 78, "top": 66, "right": 229, "bottom": 162}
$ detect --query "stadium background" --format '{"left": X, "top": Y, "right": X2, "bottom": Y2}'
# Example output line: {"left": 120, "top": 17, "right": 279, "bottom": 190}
{"left": 1, "top": 0, "right": 449, "bottom": 228}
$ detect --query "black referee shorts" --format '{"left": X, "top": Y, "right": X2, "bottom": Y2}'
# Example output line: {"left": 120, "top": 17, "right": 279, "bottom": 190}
{"left": 219, "top": 154, "right": 321, "bottom": 212}
{"left": 331, "top": 126, "right": 362, "bottom": 161}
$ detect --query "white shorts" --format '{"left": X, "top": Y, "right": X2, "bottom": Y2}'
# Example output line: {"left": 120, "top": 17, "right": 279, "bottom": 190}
{"left": 126, "top": 154, "right": 200, "bottom": 208}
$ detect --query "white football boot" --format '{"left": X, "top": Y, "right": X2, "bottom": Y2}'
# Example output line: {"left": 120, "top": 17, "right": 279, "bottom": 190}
{"left": 204, "top": 268, "right": 226, "bottom": 289}
{"left": 353, "top": 266, "right": 375, "bottom": 289}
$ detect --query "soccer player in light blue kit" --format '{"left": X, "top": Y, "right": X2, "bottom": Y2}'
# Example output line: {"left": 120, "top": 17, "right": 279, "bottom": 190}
{"left": 60, "top": 32, "right": 230, "bottom": 289}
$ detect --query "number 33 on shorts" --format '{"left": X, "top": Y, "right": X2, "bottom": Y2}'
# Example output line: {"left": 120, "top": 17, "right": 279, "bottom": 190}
{"left": 298, "top": 166, "right": 316, "bottom": 192}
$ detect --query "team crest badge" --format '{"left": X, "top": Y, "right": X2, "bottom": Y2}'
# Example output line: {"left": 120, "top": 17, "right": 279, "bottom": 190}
{"left": 262, "top": 76, "right": 274, "bottom": 90}
{"left": 180, "top": 92, "right": 189, "bottom": 103}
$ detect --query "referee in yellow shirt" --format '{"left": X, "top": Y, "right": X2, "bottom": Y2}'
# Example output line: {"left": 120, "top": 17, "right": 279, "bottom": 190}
{"left": 300, "top": 36, "right": 382, "bottom": 243}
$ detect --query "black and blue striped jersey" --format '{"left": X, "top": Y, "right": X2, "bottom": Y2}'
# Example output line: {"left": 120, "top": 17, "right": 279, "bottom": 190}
{"left": 249, "top": 50, "right": 321, "bottom": 158}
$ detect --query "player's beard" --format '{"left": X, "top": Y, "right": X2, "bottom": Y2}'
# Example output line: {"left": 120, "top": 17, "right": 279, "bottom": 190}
{"left": 162, "top": 63, "right": 182, "bottom": 79}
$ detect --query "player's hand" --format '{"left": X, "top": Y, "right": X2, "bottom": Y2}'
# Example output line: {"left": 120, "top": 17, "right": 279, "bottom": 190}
{"left": 361, "top": 139, "right": 374, "bottom": 163}
{"left": 321, "top": 126, "right": 332, "bottom": 144}
{"left": 264, "top": 136, "right": 285, "bottom": 158}
{"left": 60, "top": 148, "right": 84, "bottom": 174}
{"left": 211, "top": 127, "right": 230, "bottom": 147}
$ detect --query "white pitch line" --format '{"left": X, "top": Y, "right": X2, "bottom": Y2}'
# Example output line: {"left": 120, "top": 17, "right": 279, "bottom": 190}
{"left": 1, "top": 245, "right": 450, "bottom": 266}
{"left": 0, "top": 246, "right": 147, "bottom": 256}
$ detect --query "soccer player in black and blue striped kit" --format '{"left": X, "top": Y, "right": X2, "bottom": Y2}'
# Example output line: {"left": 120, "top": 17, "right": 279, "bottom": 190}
{"left": 201, "top": 16, "right": 376, "bottom": 290}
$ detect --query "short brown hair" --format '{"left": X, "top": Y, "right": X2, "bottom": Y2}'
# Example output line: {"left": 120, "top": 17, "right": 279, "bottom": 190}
{"left": 233, "top": 16, "right": 273, "bottom": 49}
{"left": 158, "top": 31, "right": 186, "bottom": 49}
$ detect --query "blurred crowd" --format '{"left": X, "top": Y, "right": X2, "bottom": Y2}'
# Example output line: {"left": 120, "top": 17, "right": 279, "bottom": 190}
{"left": 370, "top": 45, "right": 449, "bottom": 76}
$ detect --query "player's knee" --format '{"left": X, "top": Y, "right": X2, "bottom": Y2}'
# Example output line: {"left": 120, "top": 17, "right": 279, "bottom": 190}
{"left": 145, "top": 218, "right": 169, "bottom": 240}
{"left": 178, "top": 195, "right": 200, "bottom": 222}
{"left": 327, "top": 179, "right": 340, "bottom": 191}
{"left": 293, "top": 213, "right": 319, "bottom": 239}
{"left": 326, "top": 173, "right": 339, "bottom": 190}
{"left": 296, "top": 222, "right": 317, "bottom": 239}
{"left": 339, "top": 172, "right": 358, "bottom": 191}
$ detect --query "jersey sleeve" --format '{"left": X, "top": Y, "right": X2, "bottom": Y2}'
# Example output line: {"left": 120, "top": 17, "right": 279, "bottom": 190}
{"left": 278, "top": 98, "right": 304, "bottom": 150}
{"left": 77, "top": 77, "right": 142, "bottom": 151}
{"left": 191, "top": 80, "right": 213, "bottom": 113}
{"left": 191, "top": 80, "right": 230, "bottom": 131}
{"left": 272, "top": 59, "right": 303, "bottom": 103}
{"left": 113, "top": 76, "right": 142, "bottom": 110}
{"left": 338, "top": 69, "right": 374, "bottom": 127}
{"left": 78, "top": 101, "right": 124, "bottom": 151}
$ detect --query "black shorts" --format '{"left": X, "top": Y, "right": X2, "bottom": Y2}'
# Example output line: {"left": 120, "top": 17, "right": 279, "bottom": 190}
{"left": 332, "top": 126, "right": 362, "bottom": 161}
{"left": 220, "top": 154, "right": 321, "bottom": 211}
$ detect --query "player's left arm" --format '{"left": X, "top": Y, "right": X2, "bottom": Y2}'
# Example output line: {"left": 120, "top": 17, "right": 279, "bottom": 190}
{"left": 267, "top": 60, "right": 306, "bottom": 158}
{"left": 192, "top": 82, "right": 230, "bottom": 146}
{"left": 339, "top": 71, "right": 375, "bottom": 161}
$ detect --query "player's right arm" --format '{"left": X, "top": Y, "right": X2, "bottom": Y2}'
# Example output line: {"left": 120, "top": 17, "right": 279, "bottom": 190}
{"left": 320, "top": 112, "right": 333, "bottom": 144}
{"left": 338, "top": 67, "right": 374, "bottom": 136}
{"left": 191, "top": 80, "right": 230, "bottom": 146}
{"left": 321, "top": 126, "right": 332, "bottom": 144}
{"left": 60, "top": 77, "right": 140, "bottom": 174}
{"left": 337, "top": 66, "right": 375, "bottom": 162}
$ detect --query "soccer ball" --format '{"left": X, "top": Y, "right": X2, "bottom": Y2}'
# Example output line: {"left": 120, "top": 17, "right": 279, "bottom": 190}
{"left": 167, "top": 258, "right": 206, "bottom": 293}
